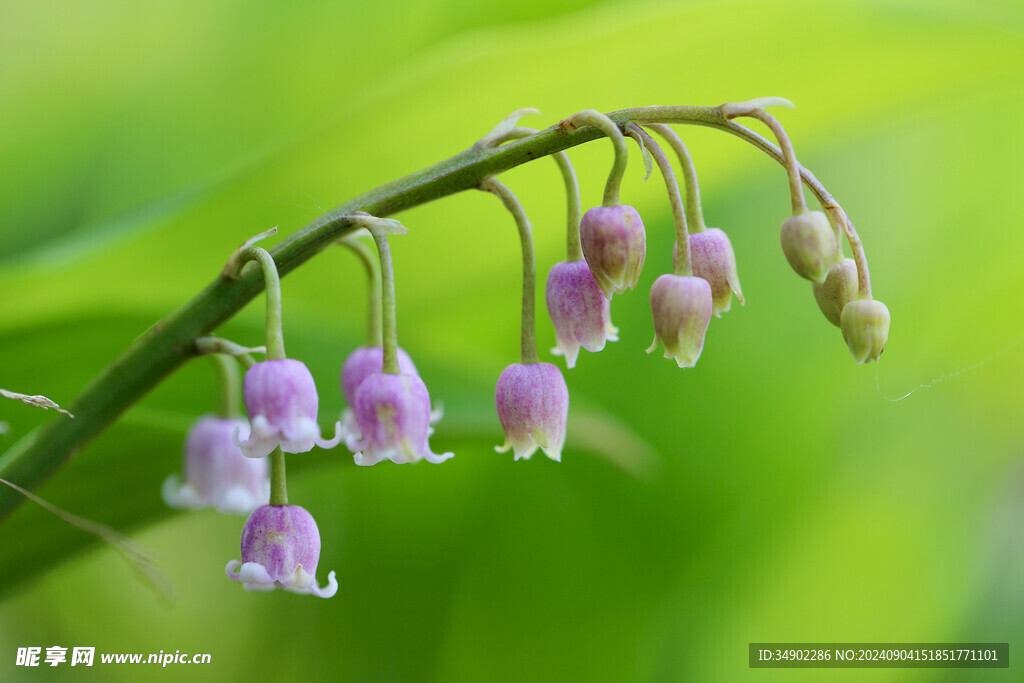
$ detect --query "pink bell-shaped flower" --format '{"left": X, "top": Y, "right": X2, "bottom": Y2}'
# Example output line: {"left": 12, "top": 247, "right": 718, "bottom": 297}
{"left": 339, "top": 346, "right": 442, "bottom": 439}
{"left": 580, "top": 205, "right": 646, "bottom": 298}
{"left": 677, "top": 228, "right": 744, "bottom": 317}
{"left": 647, "top": 274, "right": 713, "bottom": 368}
{"left": 237, "top": 359, "right": 341, "bottom": 459}
{"left": 495, "top": 363, "right": 569, "bottom": 462}
{"left": 345, "top": 372, "right": 453, "bottom": 466}
{"left": 226, "top": 504, "right": 337, "bottom": 598}
{"left": 162, "top": 416, "right": 268, "bottom": 515}
{"left": 545, "top": 260, "right": 618, "bottom": 369}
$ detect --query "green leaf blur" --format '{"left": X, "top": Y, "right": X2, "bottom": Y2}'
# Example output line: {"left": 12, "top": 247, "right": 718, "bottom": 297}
{"left": 1, "top": 0, "right": 1022, "bottom": 681}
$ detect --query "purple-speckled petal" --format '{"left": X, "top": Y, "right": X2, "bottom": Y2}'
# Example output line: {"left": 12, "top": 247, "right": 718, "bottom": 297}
{"left": 239, "top": 360, "right": 332, "bottom": 456}
{"left": 494, "top": 363, "right": 568, "bottom": 462}
{"left": 226, "top": 504, "right": 336, "bottom": 598}
{"left": 686, "top": 229, "right": 744, "bottom": 317}
{"left": 545, "top": 260, "right": 618, "bottom": 369}
{"left": 580, "top": 205, "right": 646, "bottom": 298}
{"left": 347, "top": 373, "right": 452, "bottom": 465}
{"left": 340, "top": 346, "right": 418, "bottom": 405}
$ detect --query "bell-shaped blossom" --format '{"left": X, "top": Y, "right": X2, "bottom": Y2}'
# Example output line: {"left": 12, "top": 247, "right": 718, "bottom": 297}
{"left": 237, "top": 359, "right": 341, "bottom": 459}
{"left": 545, "top": 260, "right": 618, "bottom": 369}
{"left": 163, "top": 416, "right": 268, "bottom": 515}
{"left": 580, "top": 205, "right": 646, "bottom": 298}
{"left": 495, "top": 363, "right": 568, "bottom": 462}
{"left": 647, "top": 274, "right": 713, "bottom": 368}
{"left": 226, "top": 504, "right": 337, "bottom": 598}
{"left": 339, "top": 346, "right": 442, "bottom": 439}
{"left": 840, "top": 299, "right": 890, "bottom": 364}
{"left": 345, "top": 372, "right": 453, "bottom": 466}
{"left": 779, "top": 210, "right": 837, "bottom": 283}
{"left": 813, "top": 258, "right": 859, "bottom": 326}
{"left": 677, "top": 229, "right": 744, "bottom": 317}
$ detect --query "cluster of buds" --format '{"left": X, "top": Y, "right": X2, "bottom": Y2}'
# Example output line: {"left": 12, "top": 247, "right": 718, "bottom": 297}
{"left": 161, "top": 101, "right": 887, "bottom": 598}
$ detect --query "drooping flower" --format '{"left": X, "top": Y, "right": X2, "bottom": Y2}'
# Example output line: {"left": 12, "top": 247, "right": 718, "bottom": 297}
{"left": 162, "top": 416, "right": 268, "bottom": 514}
{"left": 580, "top": 205, "right": 646, "bottom": 298}
{"left": 840, "top": 299, "right": 890, "bottom": 364}
{"left": 495, "top": 363, "right": 568, "bottom": 462}
{"left": 779, "top": 210, "right": 837, "bottom": 283}
{"left": 339, "top": 346, "right": 442, "bottom": 439}
{"left": 345, "top": 372, "right": 453, "bottom": 466}
{"left": 545, "top": 260, "right": 618, "bottom": 369}
{"left": 813, "top": 258, "right": 859, "bottom": 326}
{"left": 678, "top": 228, "right": 744, "bottom": 317}
{"left": 226, "top": 504, "right": 337, "bottom": 598}
{"left": 237, "top": 359, "right": 341, "bottom": 459}
{"left": 647, "top": 274, "right": 713, "bottom": 368}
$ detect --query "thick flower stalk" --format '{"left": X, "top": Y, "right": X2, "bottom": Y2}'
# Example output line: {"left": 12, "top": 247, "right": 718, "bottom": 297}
{"left": 226, "top": 504, "right": 337, "bottom": 598}
{"left": 346, "top": 221, "right": 452, "bottom": 465}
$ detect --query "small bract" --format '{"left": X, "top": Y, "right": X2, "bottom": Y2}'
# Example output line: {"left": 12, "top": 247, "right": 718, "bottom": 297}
{"left": 545, "top": 260, "right": 619, "bottom": 369}
{"left": 226, "top": 504, "right": 337, "bottom": 598}
{"left": 162, "top": 416, "right": 268, "bottom": 515}
{"left": 495, "top": 363, "right": 568, "bottom": 462}
{"left": 580, "top": 205, "right": 646, "bottom": 298}
{"left": 780, "top": 210, "right": 837, "bottom": 283}
{"left": 647, "top": 274, "right": 713, "bottom": 368}
{"left": 238, "top": 359, "right": 341, "bottom": 459}
{"left": 840, "top": 299, "right": 890, "bottom": 364}
{"left": 346, "top": 372, "right": 453, "bottom": 466}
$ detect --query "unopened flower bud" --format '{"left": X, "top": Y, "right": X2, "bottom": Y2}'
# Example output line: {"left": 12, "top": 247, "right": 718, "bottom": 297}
{"left": 226, "top": 504, "right": 337, "bottom": 598}
{"left": 675, "top": 228, "right": 744, "bottom": 317}
{"left": 647, "top": 274, "right": 713, "bottom": 368}
{"left": 780, "top": 210, "right": 837, "bottom": 283}
{"left": 495, "top": 363, "right": 568, "bottom": 462}
{"left": 580, "top": 205, "right": 646, "bottom": 298}
{"left": 840, "top": 299, "right": 890, "bottom": 364}
{"left": 545, "top": 260, "right": 618, "bottom": 369}
{"left": 813, "top": 258, "right": 859, "bottom": 327}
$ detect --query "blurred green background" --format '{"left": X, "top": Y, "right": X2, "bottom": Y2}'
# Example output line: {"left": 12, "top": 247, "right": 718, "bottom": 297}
{"left": 1, "top": 0, "right": 1022, "bottom": 680}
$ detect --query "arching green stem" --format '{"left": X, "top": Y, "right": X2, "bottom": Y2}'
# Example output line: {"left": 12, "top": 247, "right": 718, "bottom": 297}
{"left": 480, "top": 178, "right": 538, "bottom": 364}
{"left": 371, "top": 233, "right": 400, "bottom": 374}
{"left": 339, "top": 236, "right": 383, "bottom": 346}
{"left": 564, "top": 110, "right": 628, "bottom": 207}
{"left": 211, "top": 354, "right": 239, "bottom": 418}
{"left": 231, "top": 247, "right": 285, "bottom": 360}
{"left": 741, "top": 109, "right": 808, "bottom": 214}
{"left": 627, "top": 124, "right": 691, "bottom": 277}
{"left": 646, "top": 124, "right": 707, "bottom": 233}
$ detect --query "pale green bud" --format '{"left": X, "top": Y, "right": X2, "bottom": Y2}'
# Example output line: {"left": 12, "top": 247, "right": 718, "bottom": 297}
{"left": 813, "top": 258, "right": 859, "bottom": 327}
{"left": 780, "top": 210, "right": 837, "bottom": 283}
{"left": 840, "top": 299, "right": 890, "bottom": 364}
